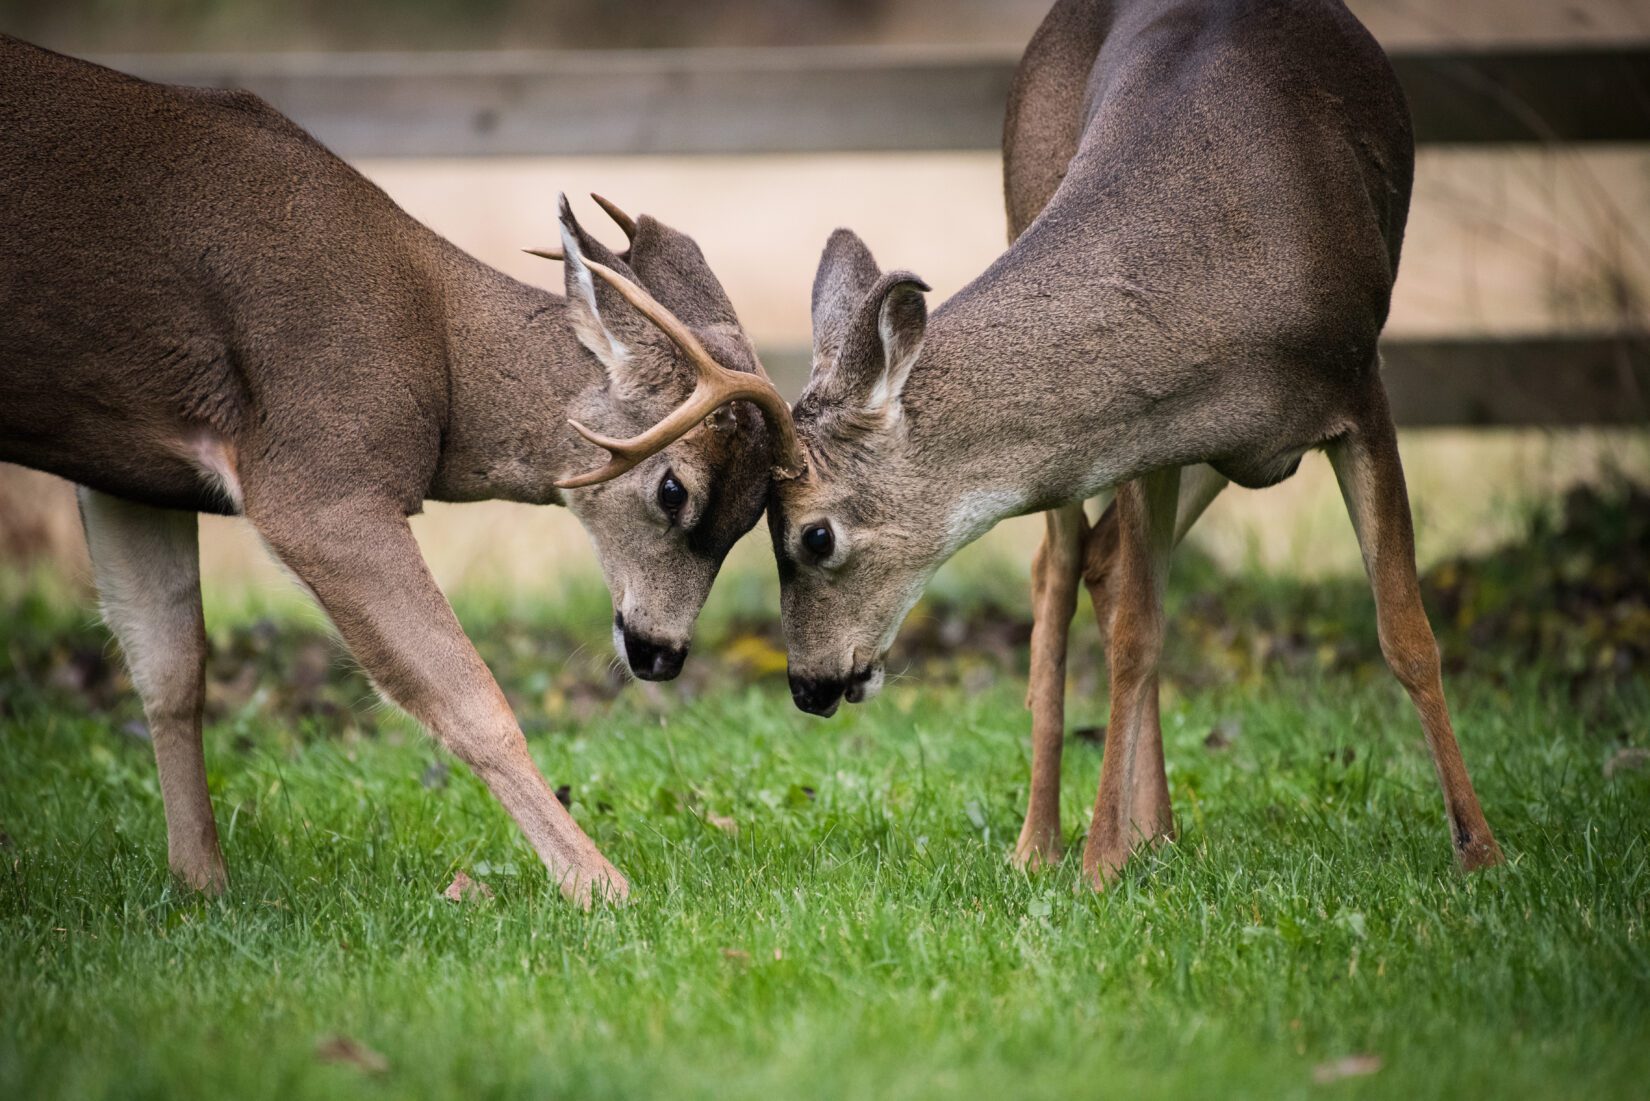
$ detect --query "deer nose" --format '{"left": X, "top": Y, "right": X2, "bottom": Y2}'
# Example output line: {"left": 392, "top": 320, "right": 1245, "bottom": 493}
{"left": 789, "top": 673, "right": 845, "bottom": 717}
{"left": 621, "top": 625, "right": 688, "bottom": 681}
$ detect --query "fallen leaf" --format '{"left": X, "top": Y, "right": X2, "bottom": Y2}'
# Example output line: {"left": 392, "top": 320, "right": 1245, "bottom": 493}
{"left": 1604, "top": 747, "right": 1649, "bottom": 778}
{"left": 707, "top": 813, "right": 738, "bottom": 835}
{"left": 316, "top": 1035, "right": 389, "bottom": 1075}
{"left": 1312, "top": 1054, "right": 1382, "bottom": 1084}
{"left": 1205, "top": 718, "right": 1241, "bottom": 751}
{"left": 772, "top": 947, "right": 784, "bottom": 961}
{"left": 1073, "top": 725, "right": 1106, "bottom": 746}
{"left": 721, "top": 948, "right": 750, "bottom": 961}
{"left": 441, "top": 870, "right": 495, "bottom": 902}
{"left": 724, "top": 633, "right": 790, "bottom": 678}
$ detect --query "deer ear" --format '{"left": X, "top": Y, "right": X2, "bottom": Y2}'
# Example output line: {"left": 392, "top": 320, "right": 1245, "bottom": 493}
{"left": 558, "top": 195, "right": 674, "bottom": 399}
{"left": 866, "top": 273, "right": 928, "bottom": 414}
{"left": 825, "top": 270, "right": 929, "bottom": 420}
{"left": 810, "top": 229, "right": 883, "bottom": 378}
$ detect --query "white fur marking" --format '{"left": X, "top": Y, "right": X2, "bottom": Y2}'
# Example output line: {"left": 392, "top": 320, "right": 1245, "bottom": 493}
{"left": 561, "top": 220, "right": 631, "bottom": 375}
{"left": 868, "top": 295, "right": 922, "bottom": 420}
{"left": 943, "top": 488, "right": 1027, "bottom": 555}
{"left": 183, "top": 432, "right": 243, "bottom": 512}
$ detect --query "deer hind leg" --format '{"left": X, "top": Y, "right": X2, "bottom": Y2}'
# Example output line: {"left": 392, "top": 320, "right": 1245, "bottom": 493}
{"left": 1326, "top": 402, "right": 1503, "bottom": 871}
{"left": 1013, "top": 504, "right": 1088, "bottom": 869}
{"left": 1083, "top": 465, "right": 1227, "bottom": 849}
{"left": 248, "top": 496, "right": 627, "bottom": 907}
{"left": 1081, "top": 467, "right": 1181, "bottom": 889}
{"left": 78, "top": 489, "right": 226, "bottom": 892}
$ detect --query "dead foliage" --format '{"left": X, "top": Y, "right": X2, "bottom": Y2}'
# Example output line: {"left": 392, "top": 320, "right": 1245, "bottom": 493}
{"left": 2, "top": 481, "right": 1642, "bottom": 738}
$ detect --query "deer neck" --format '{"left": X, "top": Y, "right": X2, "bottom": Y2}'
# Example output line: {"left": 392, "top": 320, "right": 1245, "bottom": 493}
{"left": 897, "top": 257, "right": 1174, "bottom": 551}
{"left": 426, "top": 249, "right": 607, "bottom": 505}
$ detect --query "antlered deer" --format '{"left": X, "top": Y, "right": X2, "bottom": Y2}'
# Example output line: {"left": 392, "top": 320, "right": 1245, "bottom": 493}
{"left": 0, "top": 36, "right": 801, "bottom": 905}
{"left": 619, "top": 0, "right": 1502, "bottom": 887}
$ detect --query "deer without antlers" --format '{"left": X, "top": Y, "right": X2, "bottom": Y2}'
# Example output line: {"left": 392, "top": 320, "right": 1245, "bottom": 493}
{"left": 0, "top": 36, "right": 788, "bottom": 905}
{"left": 759, "top": 0, "right": 1503, "bottom": 887}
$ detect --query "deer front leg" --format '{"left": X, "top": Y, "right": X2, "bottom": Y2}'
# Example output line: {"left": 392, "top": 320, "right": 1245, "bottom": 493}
{"left": 78, "top": 489, "right": 226, "bottom": 892}
{"left": 1327, "top": 400, "right": 1502, "bottom": 871}
{"left": 1082, "top": 467, "right": 1180, "bottom": 889}
{"left": 1082, "top": 465, "right": 1226, "bottom": 849}
{"left": 1013, "top": 504, "right": 1088, "bottom": 870}
{"left": 250, "top": 496, "right": 627, "bottom": 907}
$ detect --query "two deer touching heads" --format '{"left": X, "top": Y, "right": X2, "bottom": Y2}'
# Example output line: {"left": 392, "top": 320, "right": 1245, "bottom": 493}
{"left": 550, "top": 199, "right": 944, "bottom": 711}
{"left": 8, "top": 1, "right": 1503, "bottom": 906}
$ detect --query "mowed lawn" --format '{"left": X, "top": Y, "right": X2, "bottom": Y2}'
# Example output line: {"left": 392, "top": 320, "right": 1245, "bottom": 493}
{"left": 1, "top": 566, "right": 1647, "bottom": 1100}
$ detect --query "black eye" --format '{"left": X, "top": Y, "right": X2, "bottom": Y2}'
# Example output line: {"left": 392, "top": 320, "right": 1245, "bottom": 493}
{"left": 802, "top": 523, "right": 834, "bottom": 559}
{"left": 658, "top": 472, "right": 687, "bottom": 515}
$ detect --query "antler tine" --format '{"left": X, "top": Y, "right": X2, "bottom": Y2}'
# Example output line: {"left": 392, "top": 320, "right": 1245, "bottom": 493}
{"left": 524, "top": 246, "right": 564, "bottom": 261}
{"left": 590, "top": 194, "right": 637, "bottom": 242}
{"left": 553, "top": 257, "right": 809, "bottom": 489}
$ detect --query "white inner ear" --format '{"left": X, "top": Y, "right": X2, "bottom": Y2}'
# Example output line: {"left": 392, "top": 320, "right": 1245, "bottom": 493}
{"left": 866, "top": 292, "right": 923, "bottom": 417}
{"left": 561, "top": 222, "right": 633, "bottom": 381}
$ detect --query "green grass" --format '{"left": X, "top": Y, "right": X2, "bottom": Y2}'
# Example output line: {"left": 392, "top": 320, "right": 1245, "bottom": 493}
{"left": 3, "top": 607, "right": 1647, "bottom": 1100}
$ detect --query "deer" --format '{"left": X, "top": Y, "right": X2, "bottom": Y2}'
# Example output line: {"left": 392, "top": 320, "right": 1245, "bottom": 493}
{"left": 0, "top": 36, "right": 804, "bottom": 906}
{"left": 748, "top": 0, "right": 1504, "bottom": 889}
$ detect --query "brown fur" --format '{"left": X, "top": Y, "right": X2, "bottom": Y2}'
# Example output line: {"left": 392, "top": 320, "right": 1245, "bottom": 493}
{"left": 1, "top": 37, "right": 775, "bottom": 903}
{"left": 771, "top": 0, "right": 1500, "bottom": 881}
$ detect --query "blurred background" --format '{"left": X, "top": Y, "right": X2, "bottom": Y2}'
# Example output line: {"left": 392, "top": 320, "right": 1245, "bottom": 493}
{"left": 1, "top": 0, "right": 1646, "bottom": 630}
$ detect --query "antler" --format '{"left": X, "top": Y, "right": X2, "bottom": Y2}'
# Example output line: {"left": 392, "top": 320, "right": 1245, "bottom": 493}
{"left": 590, "top": 194, "right": 637, "bottom": 242}
{"left": 539, "top": 256, "right": 808, "bottom": 489}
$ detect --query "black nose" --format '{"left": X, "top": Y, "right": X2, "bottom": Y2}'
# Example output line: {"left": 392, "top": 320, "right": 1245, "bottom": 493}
{"left": 789, "top": 673, "right": 845, "bottom": 717}
{"left": 622, "top": 627, "right": 688, "bottom": 681}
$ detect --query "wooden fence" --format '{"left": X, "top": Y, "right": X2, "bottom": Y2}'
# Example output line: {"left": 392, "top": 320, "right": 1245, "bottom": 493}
{"left": 102, "top": 45, "right": 1650, "bottom": 427}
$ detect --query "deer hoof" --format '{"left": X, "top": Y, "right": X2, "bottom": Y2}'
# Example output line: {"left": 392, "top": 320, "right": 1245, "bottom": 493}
{"left": 563, "top": 860, "right": 632, "bottom": 910}
{"left": 172, "top": 850, "right": 228, "bottom": 895}
{"left": 1011, "top": 828, "right": 1064, "bottom": 871}
{"left": 1456, "top": 835, "right": 1505, "bottom": 873}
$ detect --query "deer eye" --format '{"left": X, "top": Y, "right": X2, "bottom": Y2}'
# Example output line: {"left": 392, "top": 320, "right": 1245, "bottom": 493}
{"left": 801, "top": 523, "right": 834, "bottom": 560}
{"left": 658, "top": 472, "right": 688, "bottom": 515}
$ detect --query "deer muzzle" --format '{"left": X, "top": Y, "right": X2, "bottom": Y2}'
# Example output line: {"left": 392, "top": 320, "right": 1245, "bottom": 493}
{"left": 614, "top": 613, "right": 689, "bottom": 681}
{"left": 788, "top": 662, "right": 881, "bottom": 717}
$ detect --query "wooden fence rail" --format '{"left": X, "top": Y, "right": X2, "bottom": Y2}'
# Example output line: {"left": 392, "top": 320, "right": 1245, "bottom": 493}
{"left": 94, "top": 45, "right": 1650, "bottom": 427}
{"left": 101, "top": 45, "right": 1650, "bottom": 156}
{"left": 757, "top": 336, "right": 1650, "bottom": 427}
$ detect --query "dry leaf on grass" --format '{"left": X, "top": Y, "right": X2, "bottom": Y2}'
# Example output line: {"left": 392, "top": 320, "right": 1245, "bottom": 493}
{"left": 1312, "top": 1054, "right": 1382, "bottom": 1084}
{"left": 1072, "top": 725, "right": 1106, "bottom": 746}
{"left": 316, "top": 1034, "right": 389, "bottom": 1075}
{"left": 707, "top": 813, "right": 738, "bottom": 835}
{"left": 1204, "top": 717, "right": 1241, "bottom": 751}
{"left": 441, "top": 870, "right": 495, "bottom": 902}
{"left": 721, "top": 948, "right": 750, "bottom": 962}
{"left": 1604, "top": 747, "right": 1649, "bottom": 779}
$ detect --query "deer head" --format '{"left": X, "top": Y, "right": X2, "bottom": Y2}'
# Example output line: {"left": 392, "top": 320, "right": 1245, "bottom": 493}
{"left": 536, "top": 197, "right": 805, "bottom": 680}
{"left": 766, "top": 229, "right": 951, "bottom": 716}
